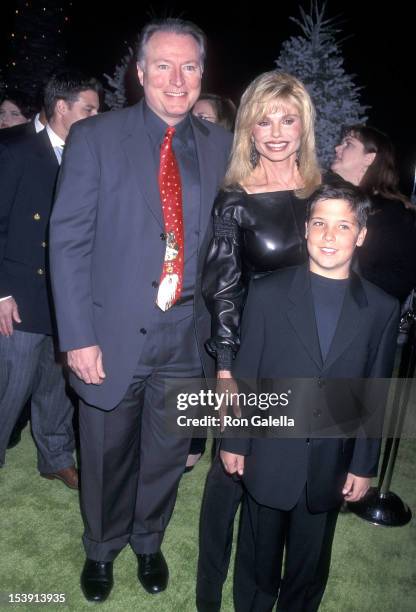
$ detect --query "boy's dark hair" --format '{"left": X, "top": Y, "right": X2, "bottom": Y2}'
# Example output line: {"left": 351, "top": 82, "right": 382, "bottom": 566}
{"left": 43, "top": 70, "right": 102, "bottom": 121}
{"left": 307, "top": 183, "right": 371, "bottom": 229}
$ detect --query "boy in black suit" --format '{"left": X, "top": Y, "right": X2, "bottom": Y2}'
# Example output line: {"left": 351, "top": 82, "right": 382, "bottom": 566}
{"left": 221, "top": 184, "right": 399, "bottom": 612}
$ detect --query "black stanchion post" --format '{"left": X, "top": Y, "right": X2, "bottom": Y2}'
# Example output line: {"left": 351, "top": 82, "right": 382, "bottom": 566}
{"left": 348, "top": 319, "right": 414, "bottom": 526}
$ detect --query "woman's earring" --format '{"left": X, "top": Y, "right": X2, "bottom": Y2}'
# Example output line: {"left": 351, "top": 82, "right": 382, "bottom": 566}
{"left": 250, "top": 141, "right": 259, "bottom": 168}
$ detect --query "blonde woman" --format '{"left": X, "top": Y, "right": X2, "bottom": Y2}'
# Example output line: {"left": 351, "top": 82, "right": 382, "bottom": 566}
{"left": 197, "top": 71, "right": 321, "bottom": 612}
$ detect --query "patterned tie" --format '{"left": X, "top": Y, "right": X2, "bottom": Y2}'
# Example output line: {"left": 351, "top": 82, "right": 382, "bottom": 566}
{"left": 156, "top": 126, "right": 184, "bottom": 311}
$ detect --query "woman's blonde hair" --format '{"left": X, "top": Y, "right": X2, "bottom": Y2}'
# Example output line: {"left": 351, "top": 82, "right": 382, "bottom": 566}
{"left": 224, "top": 71, "right": 321, "bottom": 197}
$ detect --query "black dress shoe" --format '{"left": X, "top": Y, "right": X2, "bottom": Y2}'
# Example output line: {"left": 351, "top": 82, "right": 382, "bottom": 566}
{"left": 137, "top": 551, "right": 168, "bottom": 594}
{"left": 81, "top": 559, "right": 113, "bottom": 602}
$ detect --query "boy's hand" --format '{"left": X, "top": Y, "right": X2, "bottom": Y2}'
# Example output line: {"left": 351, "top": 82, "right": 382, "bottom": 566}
{"left": 342, "top": 473, "right": 370, "bottom": 502}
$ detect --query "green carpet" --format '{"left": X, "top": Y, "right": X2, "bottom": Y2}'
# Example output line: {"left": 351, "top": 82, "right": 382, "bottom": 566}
{"left": 0, "top": 432, "right": 415, "bottom": 611}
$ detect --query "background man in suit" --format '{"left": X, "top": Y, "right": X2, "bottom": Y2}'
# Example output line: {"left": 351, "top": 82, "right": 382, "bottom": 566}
{"left": 221, "top": 184, "right": 399, "bottom": 612}
{"left": 0, "top": 71, "right": 100, "bottom": 488}
{"left": 49, "top": 18, "right": 232, "bottom": 603}
{"left": 0, "top": 92, "right": 51, "bottom": 451}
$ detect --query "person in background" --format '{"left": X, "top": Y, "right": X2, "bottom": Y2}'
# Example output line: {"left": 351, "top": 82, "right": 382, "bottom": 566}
{"left": 193, "top": 93, "right": 236, "bottom": 131}
{"left": 0, "top": 91, "right": 35, "bottom": 129}
{"left": 0, "top": 92, "right": 48, "bottom": 449}
{"left": 196, "top": 70, "right": 321, "bottom": 612}
{"left": 0, "top": 71, "right": 100, "bottom": 489}
{"left": 331, "top": 124, "right": 416, "bottom": 303}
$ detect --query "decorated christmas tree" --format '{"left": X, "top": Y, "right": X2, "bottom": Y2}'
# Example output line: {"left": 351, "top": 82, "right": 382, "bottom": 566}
{"left": 3, "top": 0, "right": 71, "bottom": 101}
{"left": 276, "top": 1, "right": 368, "bottom": 168}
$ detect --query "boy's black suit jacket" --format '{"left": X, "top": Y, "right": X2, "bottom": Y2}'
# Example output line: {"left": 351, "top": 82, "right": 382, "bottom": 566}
{"left": 222, "top": 264, "right": 399, "bottom": 512}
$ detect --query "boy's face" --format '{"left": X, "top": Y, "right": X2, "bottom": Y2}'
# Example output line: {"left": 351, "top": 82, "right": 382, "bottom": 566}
{"left": 305, "top": 198, "right": 367, "bottom": 279}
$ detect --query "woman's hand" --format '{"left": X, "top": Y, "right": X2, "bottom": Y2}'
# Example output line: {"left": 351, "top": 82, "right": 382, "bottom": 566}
{"left": 216, "top": 370, "right": 241, "bottom": 431}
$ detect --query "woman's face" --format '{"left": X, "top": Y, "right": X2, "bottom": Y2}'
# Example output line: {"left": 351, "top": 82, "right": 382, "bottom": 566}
{"left": 331, "top": 133, "right": 375, "bottom": 185}
{"left": 0, "top": 100, "right": 30, "bottom": 129}
{"left": 192, "top": 99, "right": 218, "bottom": 123}
{"left": 251, "top": 100, "right": 302, "bottom": 164}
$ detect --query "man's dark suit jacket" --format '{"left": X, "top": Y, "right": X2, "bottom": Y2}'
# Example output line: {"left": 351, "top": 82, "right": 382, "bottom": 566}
{"left": 0, "top": 129, "right": 59, "bottom": 335}
{"left": 49, "top": 101, "right": 232, "bottom": 410}
{"left": 222, "top": 264, "right": 399, "bottom": 512}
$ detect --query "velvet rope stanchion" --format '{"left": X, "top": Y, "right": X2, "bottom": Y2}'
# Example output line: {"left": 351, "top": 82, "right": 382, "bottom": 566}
{"left": 348, "top": 321, "right": 414, "bottom": 527}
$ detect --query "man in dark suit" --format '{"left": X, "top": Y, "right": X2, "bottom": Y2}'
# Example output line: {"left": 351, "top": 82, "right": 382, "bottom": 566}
{"left": 0, "top": 102, "right": 47, "bottom": 451}
{"left": 49, "top": 18, "right": 232, "bottom": 603}
{"left": 221, "top": 184, "right": 399, "bottom": 612}
{"left": 0, "top": 72, "right": 100, "bottom": 487}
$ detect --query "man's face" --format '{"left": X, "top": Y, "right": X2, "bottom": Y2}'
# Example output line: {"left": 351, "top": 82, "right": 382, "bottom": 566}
{"left": 306, "top": 198, "right": 367, "bottom": 279}
{"left": 61, "top": 89, "right": 99, "bottom": 134}
{"left": 137, "top": 31, "right": 202, "bottom": 125}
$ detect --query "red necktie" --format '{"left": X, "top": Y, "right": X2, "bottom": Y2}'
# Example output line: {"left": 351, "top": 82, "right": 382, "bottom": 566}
{"left": 156, "top": 126, "right": 184, "bottom": 311}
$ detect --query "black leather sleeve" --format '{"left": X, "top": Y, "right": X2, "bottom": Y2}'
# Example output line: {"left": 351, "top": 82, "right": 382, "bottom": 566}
{"left": 202, "top": 190, "right": 247, "bottom": 370}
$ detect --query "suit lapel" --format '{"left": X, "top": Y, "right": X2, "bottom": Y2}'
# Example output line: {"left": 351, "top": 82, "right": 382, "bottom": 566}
{"left": 36, "top": 128, "right": 59, "bottom": 170}
{"left": 120, "top": 107, "right": 225, "bottom": 237}
{"left": 323, "top": 272, "right": 368, "bottom": 371}
{"left": 121, "top": 102, "right": 164, "bottom": 228}
{"left": 287, "top": 265, "right": 323, "bottom": 369}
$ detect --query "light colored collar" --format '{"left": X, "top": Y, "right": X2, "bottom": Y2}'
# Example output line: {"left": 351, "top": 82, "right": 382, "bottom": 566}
{"left": 34, "top": 113, "right": 44, "bottom": 133}
{"left": 46, "top": 123, "right": 65, "bottom": 148}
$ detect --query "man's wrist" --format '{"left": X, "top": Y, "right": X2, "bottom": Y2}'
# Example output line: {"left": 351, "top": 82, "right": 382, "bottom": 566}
{"left": 0, "top": 295, "right": 12, "bottom": 302}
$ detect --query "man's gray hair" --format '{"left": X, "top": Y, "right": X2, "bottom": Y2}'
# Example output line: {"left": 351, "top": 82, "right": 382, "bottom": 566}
{"left": 137, "top": 18, "right": 206, "bottom": 68}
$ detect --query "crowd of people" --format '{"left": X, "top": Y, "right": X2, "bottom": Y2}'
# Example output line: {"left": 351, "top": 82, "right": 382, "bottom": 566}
{"left": 1, "top": 16, "right": 415, "bottom": 612}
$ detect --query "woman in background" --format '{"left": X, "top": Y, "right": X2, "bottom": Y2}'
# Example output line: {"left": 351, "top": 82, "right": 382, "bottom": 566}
{"left": 0, "top": 91, "right": 34, "bottom": 129}
{"left": 193, "top": 93, "right": 236, "bottom": 131}
{"left": 331, "top": 124, "right": 416, "bottom": 302}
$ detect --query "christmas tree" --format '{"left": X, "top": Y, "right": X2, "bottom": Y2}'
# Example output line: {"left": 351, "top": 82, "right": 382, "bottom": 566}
{"left": 3, "top": 0, "right": 71, "bottom": 102}
{"left": 103, "top": 47, "right": 134, "bottom": 110}
{"left": 276, "top": 1, "right": 368, "bottom": 168}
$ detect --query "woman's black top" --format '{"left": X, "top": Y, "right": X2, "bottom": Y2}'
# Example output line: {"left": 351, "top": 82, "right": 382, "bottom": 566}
{"left": 358, "top": 195, "right": 416, "bottom": 302}
{"left": 202, "top": 188, "right": 308, "bottom": 370}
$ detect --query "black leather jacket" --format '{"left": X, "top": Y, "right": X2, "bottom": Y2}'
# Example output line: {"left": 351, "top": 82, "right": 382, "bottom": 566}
{"left": 203, "top": 188, "right": 308, "bottom": 369}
